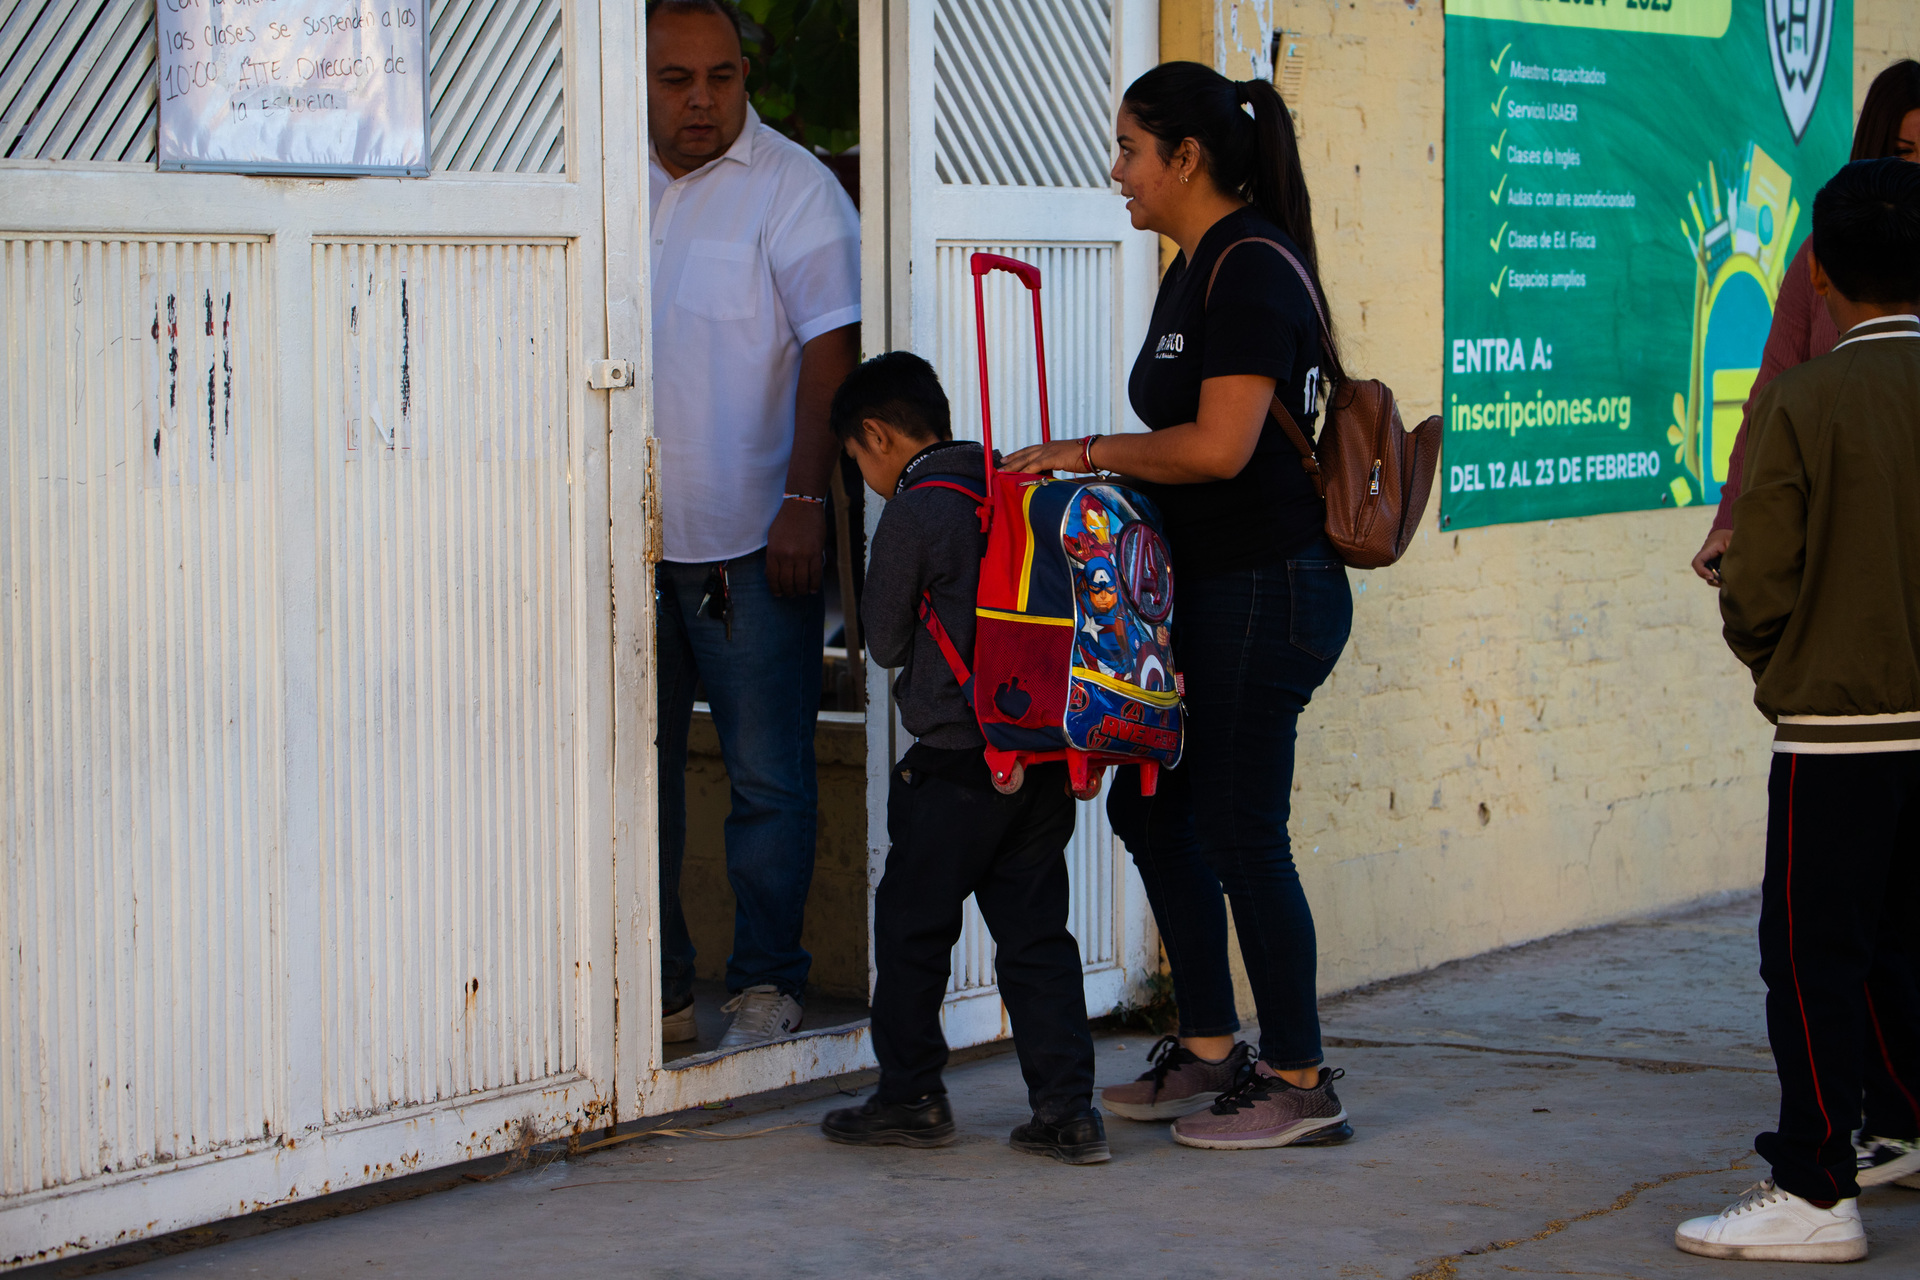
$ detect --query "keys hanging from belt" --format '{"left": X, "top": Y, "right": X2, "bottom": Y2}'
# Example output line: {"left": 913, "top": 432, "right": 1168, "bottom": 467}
{"left": 699, "top": 560, "right": 732, "bottom": 640}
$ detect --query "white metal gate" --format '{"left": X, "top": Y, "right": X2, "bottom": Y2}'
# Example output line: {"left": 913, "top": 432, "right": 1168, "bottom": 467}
{"left": 0, "top": 0, "right": 648, "bottom": 1263}
{"left": 862, "top": 0, "right": 1163, "bottom": 1051}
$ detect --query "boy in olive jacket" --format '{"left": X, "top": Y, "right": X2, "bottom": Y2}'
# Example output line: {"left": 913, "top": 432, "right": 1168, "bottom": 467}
{"left": 1680, "top": 159, "right": 1920, "bottom": 1263}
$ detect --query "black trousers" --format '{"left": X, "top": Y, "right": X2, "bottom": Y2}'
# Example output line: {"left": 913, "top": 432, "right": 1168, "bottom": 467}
{"left": 1757, "top": 752, "right": 1920, "bottom": 1200}
{"left": 871, "top": 745, "right": 1096, "bottom": 1120}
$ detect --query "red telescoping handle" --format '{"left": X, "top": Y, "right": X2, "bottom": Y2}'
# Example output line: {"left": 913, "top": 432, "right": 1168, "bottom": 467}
{"left": 970, "top": 252, "right": 1051, "bottom": 493}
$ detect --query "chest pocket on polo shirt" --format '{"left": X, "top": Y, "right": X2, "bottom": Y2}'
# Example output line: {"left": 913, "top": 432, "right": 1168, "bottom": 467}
{"left": 675, "top": 239, "right": 762, "bottom": 321}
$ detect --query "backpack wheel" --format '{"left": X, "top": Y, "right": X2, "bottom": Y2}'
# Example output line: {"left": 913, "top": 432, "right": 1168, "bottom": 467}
{"left": 991, "top": 760, "right": 1026, "bottom": 795}
{"left": 1066, "top": 754, "right": 1102, "bottom": 801}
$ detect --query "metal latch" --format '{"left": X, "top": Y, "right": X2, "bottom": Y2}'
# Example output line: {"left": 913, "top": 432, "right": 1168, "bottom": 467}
{"left": 588, "top": 359, "right": 635, "bottom": 390}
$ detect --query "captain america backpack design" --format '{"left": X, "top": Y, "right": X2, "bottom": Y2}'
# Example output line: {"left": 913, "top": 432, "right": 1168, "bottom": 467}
{"left": 908, "top": 253, "right": 1185, "bottom": 797}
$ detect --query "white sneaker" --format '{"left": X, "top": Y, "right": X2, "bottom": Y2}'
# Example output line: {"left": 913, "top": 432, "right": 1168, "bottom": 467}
{"left": 716, "top": 985, "right": 803, "bottom": 1050}
{"left": 1857, "top": 1134, "right": 1920, "bottom": 1189}
{"left": 1674, "top": 1180, "right": 1867, "bottom": 1261}
{"left": 663, "top": 999, "right": 698, "bottom": 1044}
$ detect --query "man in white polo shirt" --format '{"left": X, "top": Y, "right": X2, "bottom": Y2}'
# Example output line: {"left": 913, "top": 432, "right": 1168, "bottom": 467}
{"left": 646, "top": 0, "right": 860, "bottom": 1051}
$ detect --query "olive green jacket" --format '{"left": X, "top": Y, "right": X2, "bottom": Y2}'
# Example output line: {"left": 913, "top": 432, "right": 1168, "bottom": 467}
{"left": 1720, "top": 316, "right": 1920, "bottom": 752}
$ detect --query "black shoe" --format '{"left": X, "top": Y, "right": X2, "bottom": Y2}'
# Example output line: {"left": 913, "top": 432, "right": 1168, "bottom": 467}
{"left": 821, "top": 1094, "right": 957, "bottom": 1148}
{"left": 1010, "top": 1107, "right": 1111, "bottom": 1164}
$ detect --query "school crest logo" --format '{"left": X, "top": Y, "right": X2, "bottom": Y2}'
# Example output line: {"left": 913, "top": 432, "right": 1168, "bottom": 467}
{"left": 1765, "top": 0, "right": 1834, "bottom": 141}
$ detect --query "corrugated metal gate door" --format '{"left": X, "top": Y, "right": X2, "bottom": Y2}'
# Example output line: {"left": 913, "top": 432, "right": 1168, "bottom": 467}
{"left": 862, "top": 0, "right": 1163, "bottom": 1051}
{"left": 0, "top": 0, "right": 650, "bottom": 1264}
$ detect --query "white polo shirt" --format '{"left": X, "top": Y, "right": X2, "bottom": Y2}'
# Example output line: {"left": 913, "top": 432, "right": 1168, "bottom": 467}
{"left": 648, "top": 108, "right": 861, "bottom": 564}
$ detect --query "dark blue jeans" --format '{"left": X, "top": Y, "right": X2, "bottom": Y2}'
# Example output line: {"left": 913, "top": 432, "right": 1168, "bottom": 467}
{"left": 656, "top": 551, "right": 823, "bottom": 1004}
{"left": 1107, "top": 537, "right": 1352, "bottom": 1070}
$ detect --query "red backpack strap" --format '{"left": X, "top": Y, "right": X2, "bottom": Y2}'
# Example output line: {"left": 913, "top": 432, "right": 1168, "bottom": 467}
{"left": 909, "top": 478, "right": 985, "bottom": 503}
{"left": 917, "top": 591, "right": 973, "bottom": 688}
{"left": 905, "top": 475, "right": 992, "bottom": 534}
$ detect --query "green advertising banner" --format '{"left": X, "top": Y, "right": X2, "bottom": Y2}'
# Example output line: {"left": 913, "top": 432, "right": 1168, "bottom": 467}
{"left": 1441, "top": 0, "right": 1852, "bottom": 529}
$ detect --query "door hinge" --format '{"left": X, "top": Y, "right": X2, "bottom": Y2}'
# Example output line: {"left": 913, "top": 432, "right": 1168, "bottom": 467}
{"left": 589, "top": 359, "right": 635, "bottom": 390}
{"left": 644, "top": 436, "right": 665, "bottom": 564}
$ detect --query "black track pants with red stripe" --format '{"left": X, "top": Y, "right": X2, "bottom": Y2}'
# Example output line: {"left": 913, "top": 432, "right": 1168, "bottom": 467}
{"left": 1757, "top": 752, "right": 1920, "bottom": 1201}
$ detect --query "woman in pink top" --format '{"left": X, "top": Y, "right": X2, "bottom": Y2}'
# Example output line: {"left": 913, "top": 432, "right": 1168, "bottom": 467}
{"left": 1692, "top": 60, "right": 1920, "bottom": 583}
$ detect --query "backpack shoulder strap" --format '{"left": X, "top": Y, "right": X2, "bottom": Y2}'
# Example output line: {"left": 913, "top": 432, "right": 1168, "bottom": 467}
{"left": 904, "top": 469, "right": 992, "bottom": 533}
{"left": 902, "top": 471, "right": 983, "bottom": 688}
{"left": 917, "top": 591, "right": 972, "bottom": 687}
{"left": 906, "top": 477, "right": 986, "bottom": 502}
{"left": 1201, "top": 237, "right": 1328, "bottom": 497}
{"left": 1204, "top": 236, "right": 1333, "bottom": 350}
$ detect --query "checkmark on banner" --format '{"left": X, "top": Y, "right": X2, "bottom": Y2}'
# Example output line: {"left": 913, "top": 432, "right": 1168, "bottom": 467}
{"left": 1491, "top": 86, "right": 1508, "bottom": 118}
{"left": 1490, "top": 129, "right": 1507, "bottom": 160}
{"left": 1490, "top": 174, "right": 1508, "bottom": 205}
{"left": 1490, "top": 221, "right": 1508, "bottom": 252}
{"left": 1490, "top": 267, "right": 1508, "bottom": 298}
{"left": 1490, "top": 43, "right": 1511, "bottom": 74}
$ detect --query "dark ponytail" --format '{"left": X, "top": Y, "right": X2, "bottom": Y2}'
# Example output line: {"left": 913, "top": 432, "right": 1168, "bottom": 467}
{"left": 1122, "top": 61, "right": 1322, "bottom": 279}
{"left": 1122, "top": 61, "right": 1342, "bottom": 380}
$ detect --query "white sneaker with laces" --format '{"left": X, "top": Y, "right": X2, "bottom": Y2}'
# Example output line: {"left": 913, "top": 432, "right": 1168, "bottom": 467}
{"left": 1856, "top": 1134, "right": 1920, "bottom": 1189}
{"left": 716, "top": 985, "right": 803, "bottom": 1050}
{"left": 1674, "top": 1180, "right": 1867, "bottom": 1261}
{"left": 662, "top": 999, "right": 698, "bottom": 1044}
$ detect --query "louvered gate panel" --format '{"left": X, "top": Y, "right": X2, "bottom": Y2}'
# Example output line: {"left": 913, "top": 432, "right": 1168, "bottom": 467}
{"left": 310, "top": 241, "right": 580, "bottom": 1120}
{"left": 0, "top": 0, "right": 158, "bottom": 162}
{"left": 933, "top": 0, "right": 1112, "bottom": 188}
{"left": 0, "top": 236, "right": 284, "bottom": 1194}
{"left": 430, "top": 0, "right": 565, "bottom": 173}
{"left": 0, "top": 0, "right": 564, "bottom": 172}
{"left": 937, "top": 242, "right": 1117, "bottom": 446}
{"left": 934, "top": 243, "right": 1121, "bottom": 994}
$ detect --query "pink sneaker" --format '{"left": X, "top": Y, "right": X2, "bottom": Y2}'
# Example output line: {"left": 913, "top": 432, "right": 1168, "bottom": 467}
{"left": 1100, "top": 1036, "right": 1252, "bottom": 1121}
{"left": 1171, "top": 1063, "right": 1351, "bottom": 1149}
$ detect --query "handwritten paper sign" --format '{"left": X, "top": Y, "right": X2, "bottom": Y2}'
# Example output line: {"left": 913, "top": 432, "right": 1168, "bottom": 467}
{"left": 157, "top": 0, "right": 431, "bottom": 175}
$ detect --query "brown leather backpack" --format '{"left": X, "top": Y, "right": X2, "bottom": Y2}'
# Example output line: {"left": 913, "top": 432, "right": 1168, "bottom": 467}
{"left": 1208, "top": 238, "right": 1441, "bottom": 569}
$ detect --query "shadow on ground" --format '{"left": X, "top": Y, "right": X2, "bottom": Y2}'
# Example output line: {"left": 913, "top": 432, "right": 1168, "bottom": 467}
{"left": 21, "top": 895, "right": 1918, "bottom": 1279}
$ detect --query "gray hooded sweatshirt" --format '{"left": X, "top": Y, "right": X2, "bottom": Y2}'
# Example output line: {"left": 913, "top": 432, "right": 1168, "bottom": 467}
{"left": 862, "top": 440, "right": 989, "bottom": 751}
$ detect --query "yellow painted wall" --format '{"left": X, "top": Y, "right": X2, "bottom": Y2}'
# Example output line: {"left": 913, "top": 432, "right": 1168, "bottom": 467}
{"left": 1140, "top": 0, "right": 1920, "bottom": 997}
{"left": 1162, "top": 0, "right": 1275, "bottom": 80}
{"left": 1855, "top": 1, "right": 1919, "bottom": 113}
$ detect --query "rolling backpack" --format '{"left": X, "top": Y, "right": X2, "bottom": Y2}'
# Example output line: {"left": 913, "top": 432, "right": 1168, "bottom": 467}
{"left": 907, "top": 253, "right": 1184, "bottom": 797}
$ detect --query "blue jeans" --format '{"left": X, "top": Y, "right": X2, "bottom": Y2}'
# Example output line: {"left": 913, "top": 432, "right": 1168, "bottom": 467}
{"left": 656, "top": 551, "right": 823, "bottom": 1004}
{"left": 1107, "top": 537, "right": 1352, "bottom": 1070}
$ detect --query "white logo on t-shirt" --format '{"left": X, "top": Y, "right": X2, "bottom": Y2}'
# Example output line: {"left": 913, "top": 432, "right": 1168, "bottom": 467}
{"left": 1303, "top": 365, "right": 1321, "bottom": 415}
{"left": 1154, "top": 332, "right": 1185, "bottom": 359}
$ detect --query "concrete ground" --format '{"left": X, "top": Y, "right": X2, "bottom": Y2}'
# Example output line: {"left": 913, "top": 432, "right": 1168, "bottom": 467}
{"left": 49, "top": 895, "right": 1920, "bottom": 1279}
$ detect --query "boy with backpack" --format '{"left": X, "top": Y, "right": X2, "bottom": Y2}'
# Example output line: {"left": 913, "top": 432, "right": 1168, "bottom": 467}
{"left": 1682, "top": 157, "right": 1920, "bottom": 1262}
{"left": 817, "top": 352, "right": 1108, "bottom": 1164}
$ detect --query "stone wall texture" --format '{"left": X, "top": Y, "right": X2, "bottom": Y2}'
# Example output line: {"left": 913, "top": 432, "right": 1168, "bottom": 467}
{"left": 1258, "top": 0, "right": 1919, "bottom": 994}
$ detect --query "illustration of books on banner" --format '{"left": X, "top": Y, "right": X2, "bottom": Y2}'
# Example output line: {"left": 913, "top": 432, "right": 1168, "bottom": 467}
{"left": 1668, "top": 142, "right": 1798, "bottom": 508}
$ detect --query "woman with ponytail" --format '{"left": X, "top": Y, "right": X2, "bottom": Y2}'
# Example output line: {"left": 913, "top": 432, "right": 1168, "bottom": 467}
{"left": 1004, "top": 62, "right": 1354, "bottom": 1151}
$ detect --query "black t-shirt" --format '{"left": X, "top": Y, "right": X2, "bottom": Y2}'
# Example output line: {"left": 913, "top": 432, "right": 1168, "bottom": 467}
{"left": 1127, "top": 207, "right": 1327, "bottom": 574}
